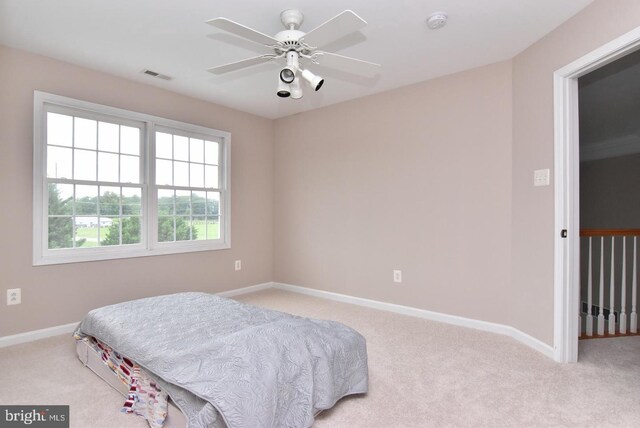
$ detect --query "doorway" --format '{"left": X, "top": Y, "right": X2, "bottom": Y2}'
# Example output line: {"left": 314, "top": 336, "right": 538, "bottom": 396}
{"left": 578, "top": 49, "right": 640, "bottom": 341}
{"left": 554, "top": 26, "right": 640, "bottom": 363}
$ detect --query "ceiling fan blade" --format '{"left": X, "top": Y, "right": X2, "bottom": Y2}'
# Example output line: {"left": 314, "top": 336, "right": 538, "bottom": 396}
{"left": 314, "top": 51, "right": 380, "bottom": 75}
{"left": 207, "top": 55, "right": 275, "bottom": 74}
{"left": 206, "top": 17, "right": 279, "bottom": 46}
{"left": 302, "top": 10, "right": 367, "bottom": 49}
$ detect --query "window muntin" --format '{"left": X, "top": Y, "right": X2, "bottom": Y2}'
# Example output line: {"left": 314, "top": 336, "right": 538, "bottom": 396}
{"left": 34, "top": 92, "right": 231, "bottom": 265}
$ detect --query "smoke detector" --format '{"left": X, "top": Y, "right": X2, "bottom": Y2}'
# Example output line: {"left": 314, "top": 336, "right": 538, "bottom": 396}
{"left": 427, "top": 12, "right": 448, "bottom": 30}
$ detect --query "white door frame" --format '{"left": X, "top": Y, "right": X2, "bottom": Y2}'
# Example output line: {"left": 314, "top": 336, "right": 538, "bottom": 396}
{"left": 554, "top": 26, "right": 640, "bottom": 363}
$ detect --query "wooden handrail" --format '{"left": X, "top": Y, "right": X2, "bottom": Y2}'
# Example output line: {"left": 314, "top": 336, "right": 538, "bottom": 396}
{"left": 580, "top": 229, "right": 640, "bottom": 237}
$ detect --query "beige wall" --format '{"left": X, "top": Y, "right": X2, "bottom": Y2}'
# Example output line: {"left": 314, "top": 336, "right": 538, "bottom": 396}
{"left": 580, "top": 154, "right": 640, "bottom": 229}
{"left": 511, "top": 0, "right": 640, "bottom": 344}
{"left": 273, "top": 61, "right": 513, "bottom": 325}
{"left": 0, "top": 46, "right": 274, "bottom": 336}
{"left": 4, "top": 0, "right": 640, "bottom": 348}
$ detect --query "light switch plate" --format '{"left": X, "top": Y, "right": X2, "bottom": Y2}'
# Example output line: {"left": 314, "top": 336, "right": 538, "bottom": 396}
{"left": 534, "top": 169, "right": 550, "bottom": 186}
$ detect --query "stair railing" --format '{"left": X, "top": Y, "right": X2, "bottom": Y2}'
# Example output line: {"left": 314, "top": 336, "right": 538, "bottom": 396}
{"left": 580, "top": 229, "right": 640, "bottom": 337}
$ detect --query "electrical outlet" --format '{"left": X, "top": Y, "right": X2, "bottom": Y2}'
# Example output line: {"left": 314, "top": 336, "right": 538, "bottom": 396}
{"left": 7, "top": 288, "right": 21, "bottom": 305}
{"left": 235, "top": 260, "right": 242, "bottom": 271}
{"left": 393, "top": 270, "right": 402, "bottom": 283}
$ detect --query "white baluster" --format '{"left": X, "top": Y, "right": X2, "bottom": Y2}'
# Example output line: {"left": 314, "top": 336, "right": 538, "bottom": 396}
{"left": 586, "top": 237, "right": 594, "bottom": 336}
{"left": 609, "top": 236, "right": 616, "bottom": 335}
{"left": 620, "top": 236, "right": 627, "bottom": 334}
{"left": 631, "top": 237, "right": 638, "bottom": 333}
{"left": 598, "top": 236, "right": 605, "bottom": 336}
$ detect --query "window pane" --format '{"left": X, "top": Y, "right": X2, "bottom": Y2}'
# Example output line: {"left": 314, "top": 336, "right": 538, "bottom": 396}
{"left": 175, "top": 190, "right": 190, "bottom": 215}
{"left": 120, "top": 126, "right": 140, "bottom": 155}
{"left": 156, "top": 132, "right": 172, "bottom": 159}
{"left": 190, "top": 138, "right": 204, "bottom": 163}
{"left": 47, "top": 146, "right": 72, "bottom": 179}
{"left": 48, "top": 183, "right": 73, "bottom": 215}
{"left": 97, "top": 216, "right": 117, "bottom": 245}
{"left": 100, "top": 217, "right": 119, "bottom": 246}
{"left": 190, "top": 163, "right": 204, "bottom": 188}
{"left": 75, "top": 217, "right": 99, "bottom": 247}
{"left": 174, "top": 161, "right": 189, "bottom": 187}
{"left": 156, "top": 159, "right": 172, "bottom": 186}
{"left": 174, "top": 135, "right": 189, "bottom": 161}
{"left": 122, "top": 187, "right": 141, "bottom": 215}
{"left": 48, "top": 216, "right": 73, "bottom": 249}
{"left": 74, "top": 149, "right": 97, "bottom": 181}
{"left": 121, "top": 217, "right": 141, "bottom": 244}
{"left": 120, "top": 155, "right": 140, "bottom": 184}
{"left": 75, "top": 185, "right": 98, "bottom": 215}
{"left": 204, "top": 140, "right": 219, "bottom": 165}
{"left": 158, "top": 189, "right": 174, "bottom": 215}
{"left": 98, "top": 122, "right": 119, "bottom": 152}
{"left": 205, "top": 165, "right": 218, "bottom": 189}
{"left": 100, "top": 186, "right": 120, "bottom": 216}
{"left": 47, "top": 113, "right": 72, "bottom": 147}
{"left": 98, "top": 152, "right": 119, "bottom": 182}
{"left": 206, "top": 216, "right": 220, "bottom": 239}
{"left": 193, "top": 216, "right": 206, "bottom": 240}
{"left": 206, "top": 192, "right": 220, "bottom": 216}
{"left": 192, "top": 191, "right": 205, "bottom": 215}
{"left": 74, "top": 117, "right": 97, "bottom": 150}
{"left": 176, "top": 216, "right": 191, "bottom": 241}
{"left": 158, "top": 216, "right": 175, "bottom": 242}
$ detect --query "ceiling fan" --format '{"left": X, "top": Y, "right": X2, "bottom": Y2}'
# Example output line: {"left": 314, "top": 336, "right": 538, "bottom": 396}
{"left": 206, "top": 9, "right": 380, "bottom": 99}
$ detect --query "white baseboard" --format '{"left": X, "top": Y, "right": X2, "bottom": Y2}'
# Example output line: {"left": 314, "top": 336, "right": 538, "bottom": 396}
{"left": 0, "top": 281, "right": 555, "bottom": 361}
{"left": 0, "top": 322, "right": 78, "bottom": 349}
{"left": 216, "top": 282, "right": 272, "bottom": 298}
{"left": 272, "top": 282, "right": 556, "bottom": 360}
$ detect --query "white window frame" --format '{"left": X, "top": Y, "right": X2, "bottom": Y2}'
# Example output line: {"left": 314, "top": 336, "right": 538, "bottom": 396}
{"left": 33, "top": 91, "right": 231, "bottom": 265}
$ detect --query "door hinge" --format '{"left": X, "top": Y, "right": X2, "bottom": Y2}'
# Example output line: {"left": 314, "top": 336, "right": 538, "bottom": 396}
{"left": 561, "top": 229, "right": 568, "bottom": 238}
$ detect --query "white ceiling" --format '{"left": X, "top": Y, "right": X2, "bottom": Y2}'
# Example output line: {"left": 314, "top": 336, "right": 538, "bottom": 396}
{"left": 0, "top": 0, "right": 594, "bottom": 119}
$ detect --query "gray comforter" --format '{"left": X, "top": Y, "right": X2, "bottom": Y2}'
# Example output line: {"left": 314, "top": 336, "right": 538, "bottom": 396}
{"left": 75, "top": 292, "right": 368, "bottom": 428}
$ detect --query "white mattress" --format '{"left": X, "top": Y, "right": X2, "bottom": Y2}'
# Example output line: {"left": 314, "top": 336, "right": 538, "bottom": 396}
{"left": 75, "top": 339, "right": 188, "bottom": 428}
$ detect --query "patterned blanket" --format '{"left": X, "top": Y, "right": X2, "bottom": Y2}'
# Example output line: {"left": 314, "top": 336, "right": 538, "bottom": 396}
{"left": 76, "top": 335, "right": 168, "bottom": 428}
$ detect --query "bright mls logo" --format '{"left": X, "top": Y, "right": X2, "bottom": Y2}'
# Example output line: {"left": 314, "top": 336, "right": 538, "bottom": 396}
{"left": 0, "top": 406, "right": 68, "bottom": 427}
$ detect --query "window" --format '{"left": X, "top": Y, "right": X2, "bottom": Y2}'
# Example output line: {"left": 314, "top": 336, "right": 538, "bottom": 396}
{"left": 154, "top": 129, "right": 221, "bottom": 243}
{"left": 33, "top": 92, "right": 230, "bottom": 265}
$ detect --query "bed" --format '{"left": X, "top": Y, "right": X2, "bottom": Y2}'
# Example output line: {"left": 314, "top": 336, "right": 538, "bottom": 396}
{"left": 74, "top": 292, "right": 369, "bottom": 428}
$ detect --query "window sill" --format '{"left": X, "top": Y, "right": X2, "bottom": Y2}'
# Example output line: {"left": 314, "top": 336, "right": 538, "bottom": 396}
{"left": 33, "top": 241, "right": 231, "bottom": 266}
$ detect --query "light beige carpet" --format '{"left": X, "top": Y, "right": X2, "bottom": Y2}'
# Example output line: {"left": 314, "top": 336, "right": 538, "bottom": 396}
{"left": 1, "top": 288, "right": 639, "bottom": 427}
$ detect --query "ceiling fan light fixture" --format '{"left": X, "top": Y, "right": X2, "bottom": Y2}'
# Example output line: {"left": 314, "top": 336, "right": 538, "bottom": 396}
{"left": 279, "top": 50, "right": 300, "bottom": 83}
{"left": 290, "top": 79, "right": 303, "bottom": 99}
{"left": 301, "top": 69, "right": 324, "bottom": 91}
{"left": 277, "top": 79, "right": 291, "bottom": 97}
{"left": 279, "top": 67, "right": 296, "bottom": 84}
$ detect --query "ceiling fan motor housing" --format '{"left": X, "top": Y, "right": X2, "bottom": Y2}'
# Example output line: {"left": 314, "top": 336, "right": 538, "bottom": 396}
{"left": 275, "top": 30, "right": 306, "bottom": 51}
{"left": 275, "top": 9, "right": 311, "bottom": 54}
